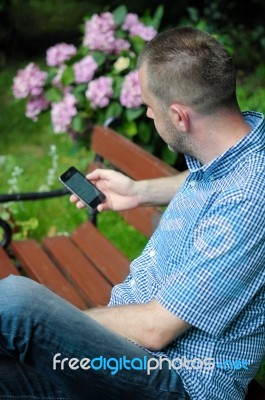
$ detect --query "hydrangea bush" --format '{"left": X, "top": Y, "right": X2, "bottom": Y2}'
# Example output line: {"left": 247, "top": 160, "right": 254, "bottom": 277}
{"left": 12, "top": 6, "right": 166, "bottom": 153}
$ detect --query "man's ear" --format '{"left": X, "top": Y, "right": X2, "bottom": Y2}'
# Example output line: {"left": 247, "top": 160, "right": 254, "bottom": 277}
{"left": 169, "top": 103, "right": 190, "bottom": 132}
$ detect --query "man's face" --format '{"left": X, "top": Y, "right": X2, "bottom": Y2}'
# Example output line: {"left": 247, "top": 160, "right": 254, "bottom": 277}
{"left": 138, "top": 64, "right": 189, "bottom": 154}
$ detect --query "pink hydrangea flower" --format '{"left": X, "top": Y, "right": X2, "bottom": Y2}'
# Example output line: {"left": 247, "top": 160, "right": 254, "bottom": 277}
{"left": 122, "top": 13, "right": 157, "bottom": 42}
{"left": 26, "top": 95, "right": 49, "bottom": 121}
{"left": 73, "top": 55, "right": 97, "bottom": 84}
{"left": 122, "top": 13, "right": 140, "bottom": 31}
{"left": 12, "top": 63, "right": 47, "bottom": 99}
{"left": 46, "top": 43, "right": 77, "bottom": 67}
{"left": 120, "top": 70, "right": 142, "bottom": 109}
{"left": 113, "top": 38, "right": 130, "bottom": 54}
{"left": 86, "top": 77, "right": 113, "bottom": 109}
{"left": 129, "top": 24, "right": 157, "bottom": 41}
{"left": 83, "top": 12, "right": 116, "bottom": 54}
{"left": 51, "top": 93, "right": 77, "bottom": 133}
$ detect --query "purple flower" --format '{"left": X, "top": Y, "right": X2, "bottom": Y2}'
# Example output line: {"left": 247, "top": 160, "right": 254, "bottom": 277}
{"left": 113, "top": 38, "right": 130, "bottom": 54}
{"left": 86, "top": 77, "right": 113, "bottom": 109}
{"left": 129, "top": 24, "right": 157, "bottom": 41}
{"left": 122, "top": 13, "right": 140, "bottom": 31}
{"left": 51, "top": 93, "right": 77, "bottom": 133}
{"left": 46, "top": 43, "right": 77, "bottom": 67}
{"left": 73, "top": 55, "right": 98, "bottom": 84}
{"left": 120, "top": 70, "right": 142, "bottom": 109}
{"left": 26, "top": 95, "right": 49, "bottom": 121}
{"left": 122, "top": 12, "right": 157, "bottom": 42}
{"left": 83, "top": 12, "right": 116, "bottom": 54}
{"left": 12, "top": 63, "right": 47, "bottom": 99}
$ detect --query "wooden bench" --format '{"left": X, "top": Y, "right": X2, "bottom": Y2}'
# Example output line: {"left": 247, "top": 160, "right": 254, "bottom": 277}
{"left": 0, "top": 125, "right": 264, "bottom": 397}
{"left": 0, "top": 125, "right": 176, "bottom": 309}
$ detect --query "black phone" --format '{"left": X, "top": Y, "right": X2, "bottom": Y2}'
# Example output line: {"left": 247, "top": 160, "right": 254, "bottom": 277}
{"left": 59, "top": 166, "right": 106, "bottom": 210}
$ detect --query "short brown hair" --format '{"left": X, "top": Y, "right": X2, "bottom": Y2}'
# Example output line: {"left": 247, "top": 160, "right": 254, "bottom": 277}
{"left": 137, "top": 27, "right": 238, "bottom": 114}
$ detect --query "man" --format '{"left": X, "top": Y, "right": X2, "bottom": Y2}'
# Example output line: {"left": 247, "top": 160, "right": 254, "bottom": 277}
{"left": 0, "top": 27, "right": 264, "bottom": 399}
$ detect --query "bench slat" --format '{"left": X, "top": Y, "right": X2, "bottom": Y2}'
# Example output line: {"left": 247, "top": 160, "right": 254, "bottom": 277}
{"left": 91, "top": 125, "right": 176, "bottom": 179}
{"left": 43, "top": 236, "right": 112, "bottom": 306}
{"left": 11, "top": 240, "right": 86, "bottom": 309}
{"left": 0, "top": 248, "right": 19, "bottom": 278}
{"left": 71, "top": 221, "right": 129, "bottom": 286}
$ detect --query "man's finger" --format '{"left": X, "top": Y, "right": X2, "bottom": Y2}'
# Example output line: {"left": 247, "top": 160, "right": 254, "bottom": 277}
{"left": 70, "top": 194, "right": 79, "bottom": 202}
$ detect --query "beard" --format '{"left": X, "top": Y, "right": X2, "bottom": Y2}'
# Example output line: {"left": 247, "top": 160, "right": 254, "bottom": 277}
{"left": 162, "top": 115, "right": 194, "bottom": 157}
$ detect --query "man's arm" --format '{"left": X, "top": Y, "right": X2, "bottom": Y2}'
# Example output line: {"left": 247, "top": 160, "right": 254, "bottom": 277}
{"left": 135, "top": 172, "right": 189, "bottom": 207}
{"left": 71, "top": 169, "right": 189, "bottom": 211}
{"left": 84, "top": 300, "right": 191, "bottom": 351}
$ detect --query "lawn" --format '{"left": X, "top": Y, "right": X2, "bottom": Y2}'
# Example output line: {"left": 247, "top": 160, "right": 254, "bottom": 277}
{"left": 0, "top": 60, "right": 264, "bottom": 386}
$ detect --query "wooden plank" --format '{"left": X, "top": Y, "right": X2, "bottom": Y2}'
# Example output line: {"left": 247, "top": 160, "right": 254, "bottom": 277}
{"left": 71, "top": 221, "right": 130, "bottom": 286}
{"left": 11, "top": 240, "right": 87, "bottom": 309}
{"left": 91, "top": 125, "right": 177, "bottom": 179}
{"left": 43, "top": 236, "right": 112, "bottom": 306}
{"left": 0, "top": 247, "right": 19, "bottom": 279}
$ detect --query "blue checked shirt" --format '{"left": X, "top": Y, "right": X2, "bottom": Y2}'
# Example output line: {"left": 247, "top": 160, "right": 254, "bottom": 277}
{"left": 109, "top": 111, "right": 265, "bottom": 400}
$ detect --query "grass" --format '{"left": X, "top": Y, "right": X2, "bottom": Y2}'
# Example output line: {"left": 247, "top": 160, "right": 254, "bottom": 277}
{"left": 0, "top": 60, "right": 264, "bottom": 385}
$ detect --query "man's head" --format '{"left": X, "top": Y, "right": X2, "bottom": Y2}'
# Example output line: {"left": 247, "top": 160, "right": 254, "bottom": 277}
{"left": 137, "top": 27, "right": 238, "bottom": 115}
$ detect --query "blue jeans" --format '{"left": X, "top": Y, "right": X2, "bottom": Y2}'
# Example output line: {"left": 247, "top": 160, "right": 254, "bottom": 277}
{"left": 0, "top": 275, "right": 188, "bottom": 399}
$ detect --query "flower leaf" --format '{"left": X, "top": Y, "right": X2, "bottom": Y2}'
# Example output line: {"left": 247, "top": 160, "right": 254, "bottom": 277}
{"left": 125, "top": 107, "right": 145, "bottom": 121}
{"left": 106, "top": 101, "right": 123, "bottom": 119}
{"left": 113, "top": 5, "right": 127, "bottom": 26}
{"left": 61, "top": 66, "right": 74, "bottom": 86}
{"left": 46, "top": 68, "right": 58, "bottom": 85}
{"left": 122, "top": 121, "right": 138, "bottom": 137}
{"left": 130, "top": 36, "right": 146, "bottom": 54}
{"left": 91, "top": 51, "right": 106, "bottom": 67}
{"left": 112, "top": 76, "right": 123, "bottom": 99}
{"left": 138, "top": 121, "right": 152, "bottom": 143}
{"left": 150, "top": 5, "right": 164, "bottom": 30}
{"left": 45, "top": 87, "right": 63, "bottom": 102}
{"left": 161, "top": 145, "right": 178, "bottom": 165}
{"left": 72, "top": 83, "right": 88, "bottom": 94}
{"left": 71, "top": 114, "right": 86, "bottom": 132}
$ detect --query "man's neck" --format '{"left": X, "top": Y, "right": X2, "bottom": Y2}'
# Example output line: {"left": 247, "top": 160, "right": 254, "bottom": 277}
{"left": 191, "top": 111, "right": 252, "bottom": 165}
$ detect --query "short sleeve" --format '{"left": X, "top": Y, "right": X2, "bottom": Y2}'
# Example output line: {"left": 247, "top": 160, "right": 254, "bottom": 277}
{"left": 155, "top": 194, "right": 265, "bottom": 336}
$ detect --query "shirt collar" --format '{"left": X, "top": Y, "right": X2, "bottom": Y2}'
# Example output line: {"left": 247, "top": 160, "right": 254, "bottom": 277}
{"left": 185, "top": 111, "right": 265, "bottom": 180}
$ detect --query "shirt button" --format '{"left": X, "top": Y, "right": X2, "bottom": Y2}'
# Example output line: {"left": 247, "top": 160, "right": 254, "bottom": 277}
{"left": 149, "top": 249, "right": 156, "bottom": 257}
{"left": 190, "top": 180, "right": 196, "bottom": 187}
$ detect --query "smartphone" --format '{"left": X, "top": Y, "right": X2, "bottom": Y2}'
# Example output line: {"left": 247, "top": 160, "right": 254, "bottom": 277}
{"left": 59, "top": 166, "right": 106, "bottom": 210}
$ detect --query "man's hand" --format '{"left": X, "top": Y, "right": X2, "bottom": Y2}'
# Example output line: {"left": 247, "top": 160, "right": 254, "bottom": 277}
{"left": 70, "top": 168, "right": 189, "bottom": 212}
{"left": 70, "top": 169, "right": 139, "bottom": 212}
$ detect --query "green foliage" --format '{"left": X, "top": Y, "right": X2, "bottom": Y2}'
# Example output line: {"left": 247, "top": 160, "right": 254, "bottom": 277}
{"left": 72, "top": 114, "right": 86, "bottom": 132}
{"left": 150, "top": 5, "right": 164, "bottom": 30}
{"left": 61, "top": 66, "right": 74, "bottom": 86}
{"left": 45, "top": 87, "right": 63, "bottom": 102}
{"left": 237, "top": 66, "right": 265, "bottom": 114}
{"left": 112, "top": 5, "right": 127, "bottom": 26}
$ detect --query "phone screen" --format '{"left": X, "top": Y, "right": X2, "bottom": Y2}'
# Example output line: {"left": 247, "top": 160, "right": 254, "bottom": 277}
{"left": 59, "top": 167, "right": 105, "bottom": 209}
